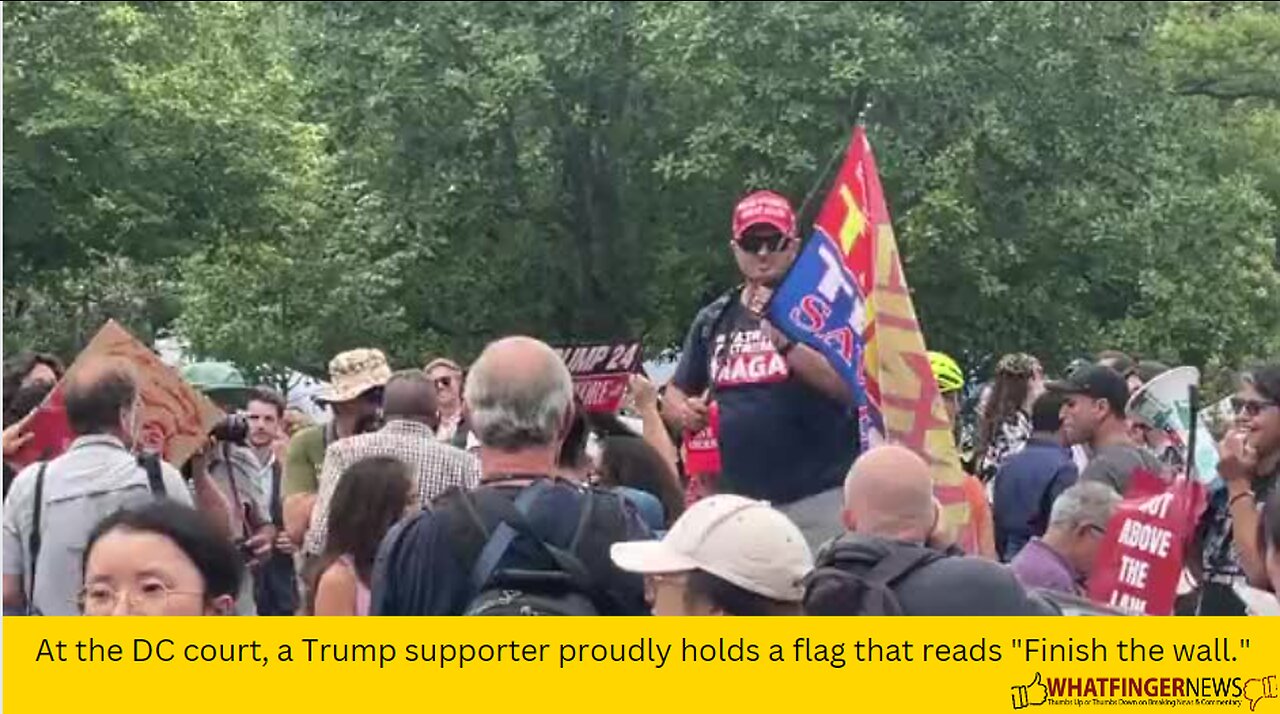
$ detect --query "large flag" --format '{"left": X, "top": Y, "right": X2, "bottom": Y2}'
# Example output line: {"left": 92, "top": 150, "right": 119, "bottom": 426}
{"left": 766, "top": 127, "right": 971, "bottom": 534}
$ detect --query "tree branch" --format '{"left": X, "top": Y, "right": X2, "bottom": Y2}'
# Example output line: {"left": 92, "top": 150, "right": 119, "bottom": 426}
{"left": 1175, "top": 79, "right": 1280, "bottom": 102}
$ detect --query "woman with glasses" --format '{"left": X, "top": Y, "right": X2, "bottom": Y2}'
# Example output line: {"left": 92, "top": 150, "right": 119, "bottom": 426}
{"left": 80, "top": 501, "right": 243, "bottom": 616}
{"left": 1194, "top": 364, "right": 1280, "bottom": 614}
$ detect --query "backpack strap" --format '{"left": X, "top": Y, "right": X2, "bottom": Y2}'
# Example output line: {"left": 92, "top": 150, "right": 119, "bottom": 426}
{"left": 269, "top": 460, "right": 284, "bottom": 526}
{"left": 807, "top": 542, "right": 943, "bottom": 616}
{"left": 26, "top": 462, "right": 49, "bottom": 610}
{"left": 861, "top": 546, "right": 942, "bottom": 590}
{"left": 137, "top": 453, "right": 167, "bottom": 498}
{"left": 464, "top": 481, "right": 621, "bottom": 612}
{"left": 699, "top": 287, "right": 741, "bottom": 402}
{"left": 468, "top": 480, "right": 551, "bottom": 593}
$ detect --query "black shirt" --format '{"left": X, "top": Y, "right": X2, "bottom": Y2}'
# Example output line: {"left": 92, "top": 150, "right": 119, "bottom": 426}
{"left": 672, "top": 294, "right": 858, "bottom": 504}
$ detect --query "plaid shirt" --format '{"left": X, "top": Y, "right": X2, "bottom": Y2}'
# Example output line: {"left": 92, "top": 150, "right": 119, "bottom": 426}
{"left": 303, "top": 420, "right": 480, "bottom": 556}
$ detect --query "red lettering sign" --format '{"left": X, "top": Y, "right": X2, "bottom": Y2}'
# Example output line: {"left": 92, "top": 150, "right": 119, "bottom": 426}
{"left": 552, "top": 340, "right": 643, "bottom": 414}
{"left": 1087, "top": 470, "right": 1206, "bottom": 615}
{"left": 683, "top": 401, "right": 722, "bottom": 476}
{"left": 571, "top": 374, "right": 631, "bottom": 413}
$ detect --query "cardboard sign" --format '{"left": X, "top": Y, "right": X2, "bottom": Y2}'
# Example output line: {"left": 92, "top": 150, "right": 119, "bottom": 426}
{"left": 10, "top": 321, "right": 222, "bottom": 469}
{"left": 552, "top": 342, "right": 642, "bottom": 413}
{"left": 1087, "top": 470, "right": 1207, "bottom": 616}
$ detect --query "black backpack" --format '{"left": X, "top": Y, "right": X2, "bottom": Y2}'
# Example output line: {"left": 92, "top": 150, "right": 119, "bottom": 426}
{"left": 440, "top": 479, "right": 627, "bottom": 616}
{"left": 803, "top": 538, "right": 946, "bottom": 616}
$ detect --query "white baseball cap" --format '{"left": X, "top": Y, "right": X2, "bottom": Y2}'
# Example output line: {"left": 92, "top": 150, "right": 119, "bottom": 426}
{"left": 610, "top": 494, "right": 814, "bottom": 602}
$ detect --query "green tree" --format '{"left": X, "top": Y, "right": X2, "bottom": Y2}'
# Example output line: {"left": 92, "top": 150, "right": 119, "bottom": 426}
{"left": 7, "top": 2, "right": 1278, "bottom": 380}
{"left": 4, "top": 1, "right": 328, "bottom": 357}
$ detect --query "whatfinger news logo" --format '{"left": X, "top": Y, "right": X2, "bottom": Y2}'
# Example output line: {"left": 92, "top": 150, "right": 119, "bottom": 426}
{"left": 1011, "top": 673, "right": 1277, "bottom": 710}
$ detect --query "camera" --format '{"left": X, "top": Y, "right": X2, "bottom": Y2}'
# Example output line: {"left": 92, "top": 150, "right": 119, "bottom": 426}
{"left": 210, "top": 414, "right": 250, "bottom": 445}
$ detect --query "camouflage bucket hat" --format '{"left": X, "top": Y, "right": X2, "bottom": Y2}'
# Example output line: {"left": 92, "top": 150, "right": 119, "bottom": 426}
{"left": 315, "top": 349, "right": 392, "bottom": 403}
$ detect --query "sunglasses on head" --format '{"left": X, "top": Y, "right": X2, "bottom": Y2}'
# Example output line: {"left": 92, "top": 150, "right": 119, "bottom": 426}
{"left": 1231, "top": 397, "right": 1278, "bottom": 417}
{"left": 736, "top": 232, "right": 792, "bottom": 255}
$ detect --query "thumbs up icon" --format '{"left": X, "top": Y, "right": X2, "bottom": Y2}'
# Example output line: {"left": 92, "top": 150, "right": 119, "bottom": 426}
{"left": 1011, "top": 673, "right": 1049, "bottom": 710}
{"left": 1243, "top": 676, "right": 1276, "bottom": 712}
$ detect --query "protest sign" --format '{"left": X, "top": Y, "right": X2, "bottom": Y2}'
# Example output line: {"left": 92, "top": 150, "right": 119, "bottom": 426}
{"left": 9, "top": 320, "right": 222, "bottom": 469}
{"left": 1088, "top": 470, "right": 1207, "bottom": 616}
{"left": 552, "top": 341, "right": 643, "bottom": 413}
{"left": 682, "top": 401, "right": 722, "bottom": 476}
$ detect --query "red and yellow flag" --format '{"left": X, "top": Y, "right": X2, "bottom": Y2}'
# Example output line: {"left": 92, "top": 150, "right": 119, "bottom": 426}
{"left": 816, "top": 127, "right": 972, "bottom": 538}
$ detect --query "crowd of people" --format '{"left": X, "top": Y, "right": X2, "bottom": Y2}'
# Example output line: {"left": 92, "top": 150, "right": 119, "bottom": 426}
{"left": 2, "top": 191, "right": 1277, "bottom": 617}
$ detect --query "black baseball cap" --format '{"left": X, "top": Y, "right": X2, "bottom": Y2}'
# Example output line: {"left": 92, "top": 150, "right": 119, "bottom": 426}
{"left": 1047, "top": 365, "right": 1129, "bottom": 417}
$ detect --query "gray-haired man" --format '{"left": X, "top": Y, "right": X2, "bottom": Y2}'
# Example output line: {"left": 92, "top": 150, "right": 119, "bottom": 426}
{"left": 1010, "top": 482, "right": 1121, "bottom": 596}
{"left": 371, "top": 337, "right": 651, "bottom": 616}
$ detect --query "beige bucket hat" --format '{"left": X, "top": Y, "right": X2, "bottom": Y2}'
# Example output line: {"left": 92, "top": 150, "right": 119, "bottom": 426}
{"left": 315, "top": 348, "right": 392, "bottom": 403}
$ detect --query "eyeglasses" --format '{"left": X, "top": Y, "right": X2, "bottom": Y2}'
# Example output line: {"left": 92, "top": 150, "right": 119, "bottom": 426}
{"left": 1231, "top": 397, "right": 1278, "bottom": 418}
{"left": 642, "top": 572, "right": 689, "bottom": 603}
{"left": 77, "top": 582, "right": 204, "bottom": 615}
{"left": 736, "top": 232, "right": 792, "bottom": 255}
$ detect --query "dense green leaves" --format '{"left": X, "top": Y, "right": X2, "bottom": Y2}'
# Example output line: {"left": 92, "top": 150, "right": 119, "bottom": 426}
{"left": 5, "top": 2, "right": 1278, "bottom": 383}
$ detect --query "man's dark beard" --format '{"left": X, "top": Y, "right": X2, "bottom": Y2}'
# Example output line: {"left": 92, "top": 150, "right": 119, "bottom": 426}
{"left": 354, "top": 412, "right": 384, "bottom": 435}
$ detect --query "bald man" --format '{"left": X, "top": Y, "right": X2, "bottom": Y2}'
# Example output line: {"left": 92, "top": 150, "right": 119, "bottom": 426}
{"left": 371, "top": 336, "right": 651, "bottom": 616}
{"left": 805, "top": 445, "right": 1053, "bottom": 616}
{"left": 301, "top": 370, "right": 480, "bottom": 559}
{"left": 842, "top": 445, "right": 939, "bottom": 544}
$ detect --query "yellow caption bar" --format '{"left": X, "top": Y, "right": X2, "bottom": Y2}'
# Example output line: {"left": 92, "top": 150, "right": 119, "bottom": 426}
{"left": 4, "top": 617, "right": 1278, "bottom": 713}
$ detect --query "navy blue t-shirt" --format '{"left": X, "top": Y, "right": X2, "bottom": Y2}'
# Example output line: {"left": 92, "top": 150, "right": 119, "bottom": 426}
{"left": 672, "top": 294, "right": 858, "bottom": 504}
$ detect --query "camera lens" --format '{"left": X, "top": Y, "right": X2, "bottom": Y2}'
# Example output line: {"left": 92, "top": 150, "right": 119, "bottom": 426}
{"left": 210, "top": 414, "right": 250, "bottom": 445}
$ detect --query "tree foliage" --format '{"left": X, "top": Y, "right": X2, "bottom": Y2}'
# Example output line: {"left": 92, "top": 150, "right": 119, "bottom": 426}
{"left": 5, "top": 2, "right": 1278, "bottom": 381}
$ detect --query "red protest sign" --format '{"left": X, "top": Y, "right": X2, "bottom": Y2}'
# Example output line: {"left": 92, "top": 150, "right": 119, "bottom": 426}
{"left": 9, "top": 384, "right": 74, "bottom": 469}
{"left": 682, "top": 401, "right": 722, "bottom": 476}
{"left": 1087, "top": 470, "right": 1207, "bottom": 616}
{"left": 9, "top": 321, "right": 222, "bottom": 470}
{"left": 552, "top": 341, "right": 642, "bottom": 413}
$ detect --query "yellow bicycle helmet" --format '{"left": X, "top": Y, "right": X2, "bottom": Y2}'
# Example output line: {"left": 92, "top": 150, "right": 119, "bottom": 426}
{"left": 928, "top": 351, "right": 964, "bottom": 394}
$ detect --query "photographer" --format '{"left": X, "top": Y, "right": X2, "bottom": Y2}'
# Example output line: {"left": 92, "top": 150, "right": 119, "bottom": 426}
{"left": 182, "top": 363, "right": 276, "bottom": 616}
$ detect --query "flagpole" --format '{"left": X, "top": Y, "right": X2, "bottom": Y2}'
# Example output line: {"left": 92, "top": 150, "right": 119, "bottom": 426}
{"left": 794, "top": 83, "right": 872, "bottom": 235}
{"left": 761, "top": 84, "right": 872, "bottom": 317}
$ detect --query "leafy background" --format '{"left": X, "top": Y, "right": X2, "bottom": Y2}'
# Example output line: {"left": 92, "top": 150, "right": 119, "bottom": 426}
{"left": 5, "top": 1, "right": 1278, "bottom": 390}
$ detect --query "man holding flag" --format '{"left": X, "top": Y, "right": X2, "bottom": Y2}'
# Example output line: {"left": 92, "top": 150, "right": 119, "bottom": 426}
{"left": 765, "top": 126, "right": 974, "bottom": 548}
{"left": 664, "top": 190, "right": 859, "bottom": 549}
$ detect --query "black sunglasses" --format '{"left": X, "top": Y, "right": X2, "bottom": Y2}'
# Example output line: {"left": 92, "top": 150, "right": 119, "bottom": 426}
{"left": 1231, "top": 397, "right": 1278, "bottom": 417}
{"left": 737, "top": 232, "right": 792, "bottom": 255}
